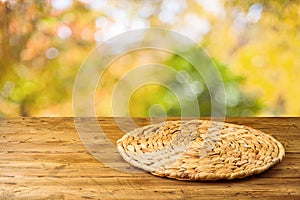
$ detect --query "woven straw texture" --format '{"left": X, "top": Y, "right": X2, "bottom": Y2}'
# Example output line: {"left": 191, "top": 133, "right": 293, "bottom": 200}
{"left": 117, "top": 120, "right": 285, "bottom": 181}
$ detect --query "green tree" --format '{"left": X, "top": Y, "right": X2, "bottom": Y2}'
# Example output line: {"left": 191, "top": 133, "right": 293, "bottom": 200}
{"left": 129, "top": 50, "right": 262, "bottom": 117}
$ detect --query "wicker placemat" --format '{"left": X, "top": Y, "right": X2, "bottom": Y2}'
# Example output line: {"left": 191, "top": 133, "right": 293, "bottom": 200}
{"left": 117, "top": 120, "right": 285, "bottom": 181}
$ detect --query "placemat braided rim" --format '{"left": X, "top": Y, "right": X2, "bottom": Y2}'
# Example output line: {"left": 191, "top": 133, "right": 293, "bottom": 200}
{"left": 117, "top": 120, "right": 285, "bottom": 181}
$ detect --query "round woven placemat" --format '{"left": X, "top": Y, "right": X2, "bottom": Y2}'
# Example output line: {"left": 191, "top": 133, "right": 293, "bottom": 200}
{"left": 117, "top": 120, "right": 285, "bottom": 181}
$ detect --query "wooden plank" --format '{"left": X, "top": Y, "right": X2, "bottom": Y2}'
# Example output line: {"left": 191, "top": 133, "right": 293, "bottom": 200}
{"left": 0, "top": 118, "right": 299, "bottom": 153}
{"left": 0, "top": 177, "right": 299, "bottom": 199}
{"left": 0, "top": 153, "right": 298, "bottom": 178}
{"left": 0, "top": 117, "right": 299, "bottom": 199}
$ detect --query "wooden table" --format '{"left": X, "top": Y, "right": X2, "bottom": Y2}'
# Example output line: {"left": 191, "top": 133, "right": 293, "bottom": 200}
{"left": 0, "top": 118, "right": 299, "bottom": 199}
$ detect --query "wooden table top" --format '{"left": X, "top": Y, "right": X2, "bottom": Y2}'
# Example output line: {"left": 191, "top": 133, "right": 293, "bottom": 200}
{"left": 0, "top": 117, "right": 299, "bottom": 199}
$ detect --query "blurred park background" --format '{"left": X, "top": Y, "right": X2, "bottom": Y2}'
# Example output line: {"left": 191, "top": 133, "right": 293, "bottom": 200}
{"left": 0, "top": 0, "right": 299, "bottom": 117}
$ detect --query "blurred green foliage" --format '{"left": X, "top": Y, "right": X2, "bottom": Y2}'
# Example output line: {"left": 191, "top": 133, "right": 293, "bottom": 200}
{"left": 130, "top": 52, "right": 262, "bottom": 117}
{"left": 0, "top": 1, "right": 90, "bottom": 116}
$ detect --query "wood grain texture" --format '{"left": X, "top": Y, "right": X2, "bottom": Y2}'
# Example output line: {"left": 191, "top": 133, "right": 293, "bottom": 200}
{"left": 0, "top": 117, "right": 299, "bottom": 199}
